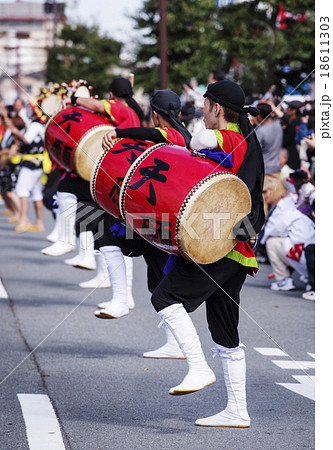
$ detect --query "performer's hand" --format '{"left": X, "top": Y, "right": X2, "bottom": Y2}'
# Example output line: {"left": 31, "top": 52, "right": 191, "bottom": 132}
{"left": 102, "top": 129, "right": 117, "bottom": 150}
{"left": 59, "top": 97, "right": 71, "bottom": 111}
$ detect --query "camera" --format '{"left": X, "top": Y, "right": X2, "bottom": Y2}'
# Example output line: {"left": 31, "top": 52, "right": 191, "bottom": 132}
{"left": 289, "top": 169, "right": 308, "bottom": 183}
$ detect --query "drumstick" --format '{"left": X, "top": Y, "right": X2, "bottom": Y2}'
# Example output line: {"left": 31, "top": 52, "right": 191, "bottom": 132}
{"left": 129, "top": 73, "right": 135, "bottom": 88}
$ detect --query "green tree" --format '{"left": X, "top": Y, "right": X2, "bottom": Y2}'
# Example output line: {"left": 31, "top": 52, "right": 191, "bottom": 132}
{"left": 215, "top": 0, "right": 315, "bottom": 94}
{"left": 131, "top": 0, "right": 223, "bottom": 93}
{"left": 131, "top": 0, "right": 314, "bottom": 96}
{"left": 45, "top": 24, "right": 123, "bottom": 97}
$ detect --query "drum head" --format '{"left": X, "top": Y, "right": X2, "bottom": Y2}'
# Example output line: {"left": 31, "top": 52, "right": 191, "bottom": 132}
{"left": 40, "top": 95, "right": 61, "bottom": 117}
{"left": 176, "top": 172, "right": 251, "bottom": 264}
{"left": 74, "top": 86, "right": 90, "bottom": 98}
{"left": 74, "top": 125, "right": 114, "bottom": 181}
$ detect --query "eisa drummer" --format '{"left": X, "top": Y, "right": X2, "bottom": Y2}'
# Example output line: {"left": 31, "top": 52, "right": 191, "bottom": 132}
{"left": 149, "top": 80, "right": 264, "bottom": 428}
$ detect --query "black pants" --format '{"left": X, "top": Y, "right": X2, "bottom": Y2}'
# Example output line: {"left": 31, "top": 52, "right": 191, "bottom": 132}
{"left": 57, "top": 176, "right": 93, "bottom": 202}
{"left": 304, "top": 244, "right": 315, "bottom": 290}
{"left": 151, "top": 257, "right": 248, "bottom": 348}
{"left": 57, "top": 175, "right": 169, "bottom": 292}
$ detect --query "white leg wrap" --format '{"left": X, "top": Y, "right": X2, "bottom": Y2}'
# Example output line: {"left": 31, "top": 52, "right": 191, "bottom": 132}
{"left": 195, "top": 343, "right": 250, "bottom": 427}
{"left": 158, "top": 304, "right": 215, "bottom": 395}
{"left": 79, "top": 250, "right": 111, "bottom": 288}
{"left": 143, "top": 320, "right": 185, "bottom": 359}
{"left": 124, "top": 256, "right": 135, "bottom": 310}
{"left": 41, "top": 192, "right": 77, "bottom": 256}
{"left": 94, "top": 246, "right": 129, "bottom": 319}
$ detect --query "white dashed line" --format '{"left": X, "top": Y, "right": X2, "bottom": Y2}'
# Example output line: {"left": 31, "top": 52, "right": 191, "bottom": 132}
{"left": 254, "top": 347, "right": 288, "bottom": 356}
{"left": 17, "top": 394, "right": 66, "bottom": 450}
{"left": 0, "top": 279, "right": 8, "bottom": 299}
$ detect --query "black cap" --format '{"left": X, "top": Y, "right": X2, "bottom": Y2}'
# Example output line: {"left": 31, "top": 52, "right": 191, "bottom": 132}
{"left": 109, "top": 77, "right": 133, "bottom": 98}
{"left": 204, "top": 80, "right": 245, "bottom": 114}
{"left": 150, "top": 89, "right": 181, "bottom": 118}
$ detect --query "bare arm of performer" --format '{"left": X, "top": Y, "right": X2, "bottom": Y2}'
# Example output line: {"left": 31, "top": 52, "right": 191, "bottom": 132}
{"left": 59, "top": 96, "right": 105, "bottom": 114}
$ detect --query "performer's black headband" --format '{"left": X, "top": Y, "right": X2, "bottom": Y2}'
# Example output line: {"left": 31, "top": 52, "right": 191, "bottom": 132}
{"left": 150, "top": 89, "right": 192, "bottom": 147}
{"left": 109, "top": 77, "right": 133, "bottom": 98}
{"left": 204, "top": 81, "right": 259, "bottom": 117}
{"left": 150, "top": 89, "right": 181, "bottom": 118}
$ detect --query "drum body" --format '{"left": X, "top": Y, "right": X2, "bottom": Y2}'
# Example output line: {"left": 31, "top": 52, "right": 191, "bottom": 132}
{"left": 120, "top": 144, "right": 251, "bottom": 263}
{"left": 92, "top": 141, "right": 251, "bottom": 264}
{"left": 90, "top": 138, "right": 159, "bottom": 219}
{"left": 45, "top": 106, "right": 114, "bottom": 181}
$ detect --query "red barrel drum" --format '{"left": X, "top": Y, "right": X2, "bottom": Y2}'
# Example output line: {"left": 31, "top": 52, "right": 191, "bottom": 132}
{"left": 90, "top": 138, "right": 160, "bottom": 219}
{"left": 92, "top": 141, "right": 251, "bottom": 264}
{"left": 44, "top": 106, "right": 114, "bottom": 181}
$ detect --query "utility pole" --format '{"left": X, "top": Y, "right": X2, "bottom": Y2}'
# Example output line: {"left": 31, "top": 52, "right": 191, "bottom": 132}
{"left": 159, "top": 0, "right": 168, "bottom": 89}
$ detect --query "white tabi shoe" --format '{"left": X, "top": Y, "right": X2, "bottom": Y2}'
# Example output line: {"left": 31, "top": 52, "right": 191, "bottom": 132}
{"left": 158, "top": 304, "right": 215, "bottom": 395}
{"left": 41, "top": 241, "right": 76, "bottom": 256}
{"left": 143, "top": 322, "right": 185, "bottom": 359}
{"left": 195, "top": 343, "right": 250, "bottom": 428}
{"left": 94, "top": 303, "right": 129, "bottom": 319}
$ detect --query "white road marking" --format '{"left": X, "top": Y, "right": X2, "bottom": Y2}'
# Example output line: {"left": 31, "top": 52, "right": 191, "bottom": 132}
{"left": 254, "top": 347, "right": 288, "bottom": 356}
{"left": 277, "top": 375, "right": 315, "bottom": 401}
{"left": 254, "top": 347, "right": 315, "bottom": 400}
{"left": 272, "top": 360, "right": 315, "bottom": 370}
{"left": 0, "top": 279, "right": 8, "bottom": 299}
{"left": 17, "top": 394, "right": 66, "bottom": 450}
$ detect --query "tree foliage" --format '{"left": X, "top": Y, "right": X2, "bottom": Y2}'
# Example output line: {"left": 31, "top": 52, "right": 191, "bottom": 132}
{"left": 131, "top": 0, "right": 314, "bottom": 96}
{"left": 45, "top": 24, "right": 122, "bottom": 97}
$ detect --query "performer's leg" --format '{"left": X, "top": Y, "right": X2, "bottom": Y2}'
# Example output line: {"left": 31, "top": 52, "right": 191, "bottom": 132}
{"left": 15, "top": 166, "right": 32, "bottom": 230}
{"left": 195, "top": 343, "right": 250, "bottom": 427}
{"left": 30, "top": 169, "right": 44, "bottom": 231}
{"left": 196, "top": 262, "right": 250, "bottom": 427}
{"left": 79, "top": 250, "right": 111, "bottom": 288}
{"left": 94, "top": 245, "right": 129, "bottom": 319}
{"left": 157, "top": 303, "right": 215, "bottom": 395}
{"left": 143, "top": 251, "right": 185, "bottom": 359}
{"left": 143, "top": 321, "right": 185, "bottom": 359}
{"left": 46, "top": 198, "right": 60, "bottom": 242}
{"left": 41, "top": 191, "right": 77, "bottom": 255}
{"left": 124, "top": 256, "right": 135, "bottom": 310}
{"left": 151, "top": 260, "right": 226, "bottom": 394}
{"left": 64, "top": 230, "right": 96, "bottom": 270}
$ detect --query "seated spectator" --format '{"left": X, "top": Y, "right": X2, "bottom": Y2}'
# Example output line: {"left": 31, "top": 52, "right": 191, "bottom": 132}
{"left": 261, "top": 181, "right": 315, "bottom": 292}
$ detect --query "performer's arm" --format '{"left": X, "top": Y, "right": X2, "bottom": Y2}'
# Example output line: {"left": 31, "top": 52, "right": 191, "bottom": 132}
{"left": 59, "top": 96, "right": 105, "bottom": 114}
{"left": 102, "top": 127, "right": 166, "bottom": 150}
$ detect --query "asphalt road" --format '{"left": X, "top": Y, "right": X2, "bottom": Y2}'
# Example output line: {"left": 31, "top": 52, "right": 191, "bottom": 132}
{"left": 0, "top": 201, "right": 315, "bottom": 450}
